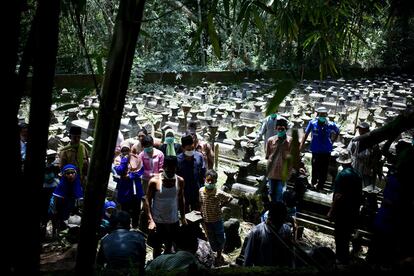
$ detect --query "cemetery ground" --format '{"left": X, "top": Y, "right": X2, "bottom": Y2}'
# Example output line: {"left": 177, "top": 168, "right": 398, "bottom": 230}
{"left": 39, "top": 161, "right": 368, "bottom": 273}
{"left": 33, "top": 75, "right": 413, "bottom": 274}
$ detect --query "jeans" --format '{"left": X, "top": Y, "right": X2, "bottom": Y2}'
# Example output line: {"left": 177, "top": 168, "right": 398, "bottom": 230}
{"left": 268, "top": 179, "right": 286, "bottom": 202}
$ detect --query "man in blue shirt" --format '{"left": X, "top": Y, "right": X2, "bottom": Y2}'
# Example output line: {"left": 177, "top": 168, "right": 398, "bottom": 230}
{"left": 300, "top": 107, "right": 340, "bottom": 191}
{"left": 177, "top": 134, "right": 206, "bottom": 212}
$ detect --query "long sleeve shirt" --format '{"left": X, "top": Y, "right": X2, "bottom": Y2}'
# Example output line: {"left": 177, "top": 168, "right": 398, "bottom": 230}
{"left": 138, "top": 149, "right": 164, "bottom": 181}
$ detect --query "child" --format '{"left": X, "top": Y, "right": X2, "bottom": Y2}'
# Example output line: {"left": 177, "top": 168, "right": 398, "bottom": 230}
{"left": 199, "top": 169, "right": 233, "bottom": 266}
{"left": 99, "top": 200, "right": 117, "bottom": 238}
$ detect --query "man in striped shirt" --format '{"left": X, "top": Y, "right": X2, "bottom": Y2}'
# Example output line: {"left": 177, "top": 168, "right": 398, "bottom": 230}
{"left": 199, "top": 170, "right": 233, "bottom": 266}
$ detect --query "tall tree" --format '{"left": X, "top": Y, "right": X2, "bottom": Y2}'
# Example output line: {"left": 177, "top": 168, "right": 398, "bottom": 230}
{"left": 4, "top": 0, "right": 62, "bottom": 273}
{"left": 3, "top": 0, "right": 26, "bottom": 272}
{"left": 75, "top": 0, "right": 146, "bottom": 273}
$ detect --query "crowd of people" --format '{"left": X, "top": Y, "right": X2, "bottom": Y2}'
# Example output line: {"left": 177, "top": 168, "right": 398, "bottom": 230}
{"left": 19, "top": 102, "right": 414, "bottom": 272}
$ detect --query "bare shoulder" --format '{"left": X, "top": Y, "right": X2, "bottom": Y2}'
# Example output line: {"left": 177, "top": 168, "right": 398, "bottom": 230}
{"left": 149, "top": 175, "right": 161, "bottom": 189}
{"left": 176, "top": 175, "right": 184, "bottom": 186}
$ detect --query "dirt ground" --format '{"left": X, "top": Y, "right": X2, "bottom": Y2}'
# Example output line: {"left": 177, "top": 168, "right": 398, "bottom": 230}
{"left": 40, "top": 219, "right": 345, "bottom": 272}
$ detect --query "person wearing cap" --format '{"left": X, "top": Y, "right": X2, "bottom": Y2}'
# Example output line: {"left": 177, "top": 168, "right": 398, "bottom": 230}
{"left": 253, "top": 111, "right": 288, "bottom": 152}
{"left": 243, "top": 201, "right": 294, "bottom": 267}
{"left": 177, "top": 134, "right": 206, "bottom": 212}
{"left": 300, "top": 107, "right": 340, "bottom": 191}
{"left": 58, "top": 126, "right": 89, "bottom": 186}
{"left": 327, "top": 150, "right": 362, "bottom": 265}
{"left": 113, "top": 140, "right": 144, "bottom": 228}
{"left": 347, "top": 122, "right": 381, "bottom": 188}
{"left": 265, "top": 118, "right": 292, "bottom": 202}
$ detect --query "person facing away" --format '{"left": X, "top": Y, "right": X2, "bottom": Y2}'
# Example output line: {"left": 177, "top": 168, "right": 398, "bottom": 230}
{"left": 97, "top": 210, "right": 146, "bottom": 275}
{"left": 145, "top": 155, "right": 186, "bottom": 259}
{"left": 177, "top": 134, "right": 206, "bottom": 212}
{"left": 49, "top": 164, "right": 83, "bottom": 233}
{"left": 146, "top": 224, "right": 202, "bottom": 272}
{"left": 58, "top": 126, "right": 89, "bottom": 186}
{"left": 159, "top": 128, "right": 182, "bottom": 156}
{"left": 347, "top": 122, "right": 381, "bottom": 188}
{"left": 300, "top": 106, "right": 340, "bottom": 191}
{"left": 327, "top": 150, "right": 362, "bottom": 265}
{"left": 199, "top": 169, "right": 233, "bottom": 266}
{"left": 243, "top": 201, "right": 294, "bottom": 267}
{"left": 266, "top": 118, "right": 292, "bottom": 202}
{"left": 253, "top": 111, "right": 288, "bottom": 152}
{"left": 113, "top": 141, "right": 144, "bottom": 228}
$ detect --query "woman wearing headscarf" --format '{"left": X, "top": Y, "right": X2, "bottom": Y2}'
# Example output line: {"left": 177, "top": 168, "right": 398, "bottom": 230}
{"left": 49, "top": 164, "right": 84, "bottom": 232}
{"left": 159, "top": 129, "right": 182, "bottom": 156}
{"left": 113, "top": 141, "right": 144, "bottom": 228}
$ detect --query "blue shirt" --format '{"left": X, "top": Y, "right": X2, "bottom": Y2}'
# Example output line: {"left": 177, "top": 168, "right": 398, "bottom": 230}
{"left": 114, "top": 157, "right": 145, "bottom": 203}
{"left": 177, "top": 152, "right": 206, "bottom": 204}
{"left": 305, "top": 119, "right": 340, "bottom": 153}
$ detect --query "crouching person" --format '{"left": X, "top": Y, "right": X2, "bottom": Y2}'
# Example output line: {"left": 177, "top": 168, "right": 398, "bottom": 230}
{"left": 97, "top": 210, "right": 146, "bottom": 275}
{"left": 49, "top": 164, "right": 83, "bottom": 236}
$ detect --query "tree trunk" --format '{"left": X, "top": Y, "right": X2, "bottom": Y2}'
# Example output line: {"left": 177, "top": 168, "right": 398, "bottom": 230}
{"left": 3, "top": 1, "right": 25, "bottom": 272}
{"left": 75, "top": 0, "right": 146, "bottom": 273}
{"left": 197, "top": 0, "right": 206, "bottom": 66}
{"left": 20, "top": 0, "right": 61, "bottom": 273}
{"left": 357, "top": 108, "right": 414, "bottom": 152}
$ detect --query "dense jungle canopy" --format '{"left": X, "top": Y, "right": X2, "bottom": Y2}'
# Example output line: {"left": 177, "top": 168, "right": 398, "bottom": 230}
{"left": 5, "top": 0, "right": 414, "bottom": 275}
{"left": 19, "top": 0, "right": 414, "bottom": 77}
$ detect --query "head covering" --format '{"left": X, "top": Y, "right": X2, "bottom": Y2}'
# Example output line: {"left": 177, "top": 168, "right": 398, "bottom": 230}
{"left": 181, "top": 134, "right": 194, "bottom": 148}
{"left": 165, "top": 129, "right": 175, "bottom": 137}
{"left": 52, "top": 164, "right": 83, "bottom": 220}
{"left": 104, "top": 200, "right": 117, "bottom": 210}
{"left": 165, "top": 129, "right": 176, "bottom": 156}
{"left": 120, "top": 140, "right": 131, "bottom": 150}
{"left": 53, "top": 164, "right": 83, "bottom": 199}
{"left": 336, "top": 150, "right": 352, "bottom": 164}
{"left": 69, "top": 126, "right": 82, "bottom": 136}
{"left": 357, "top": 122, "right": 370, "bottom": 129}
{"left": 316, "top": 106, "right": 328, "bottom": 114}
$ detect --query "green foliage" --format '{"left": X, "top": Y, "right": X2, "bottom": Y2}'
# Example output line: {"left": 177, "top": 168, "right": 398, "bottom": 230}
{"left": 18, "top": 0, "right": 414, "bottom": 76}
{"left": 265, "top": 79, "right": 297, "bottom": 116}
